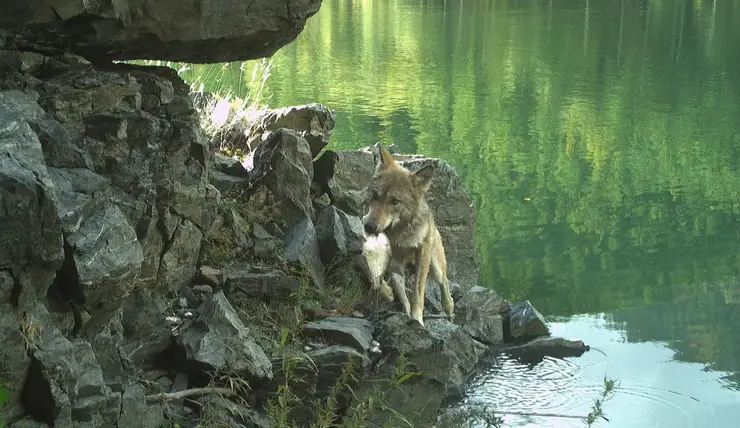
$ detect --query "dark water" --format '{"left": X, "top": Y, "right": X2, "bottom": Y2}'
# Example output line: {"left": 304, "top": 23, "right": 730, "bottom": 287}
{"left": 183, "top": 0, "right": 740, "bottom": 426}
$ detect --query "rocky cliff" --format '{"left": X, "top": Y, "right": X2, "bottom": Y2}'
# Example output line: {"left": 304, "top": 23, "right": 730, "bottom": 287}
{"left": 0, "top": 3, "right": 565, "bottom": 427}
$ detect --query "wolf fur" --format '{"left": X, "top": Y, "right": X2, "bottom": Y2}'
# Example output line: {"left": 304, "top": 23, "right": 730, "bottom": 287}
{"left": 361, "top": 144, "right": 455, "bottom": 326}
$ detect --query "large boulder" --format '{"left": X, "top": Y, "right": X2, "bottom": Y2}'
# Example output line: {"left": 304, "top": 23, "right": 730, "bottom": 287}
{"left": 247, "top": 104, "right": 336, "bottom": 158}
{"left": 0, "top": 89, "right": 65, "bottom": 309}
{"left": 0, "top": 0, "right": 323, "bottom": 63}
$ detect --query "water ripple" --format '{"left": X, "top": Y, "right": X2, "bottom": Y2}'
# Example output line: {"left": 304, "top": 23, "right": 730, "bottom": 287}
{"left": 459, "top": 354, "right": 717, "bottom": 428}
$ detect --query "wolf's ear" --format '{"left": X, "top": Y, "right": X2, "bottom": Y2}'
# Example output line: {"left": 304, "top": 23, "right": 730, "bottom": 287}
{"left": 413, "top": 164, "right": 435, "bottom": 193}
{"left": 375, "top": 143, "right": 397, "bottom": 171}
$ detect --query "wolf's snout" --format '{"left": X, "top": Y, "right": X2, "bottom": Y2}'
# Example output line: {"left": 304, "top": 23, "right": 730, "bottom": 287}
{"left": 364, "top": 220, "right": 378, "bottom": 235}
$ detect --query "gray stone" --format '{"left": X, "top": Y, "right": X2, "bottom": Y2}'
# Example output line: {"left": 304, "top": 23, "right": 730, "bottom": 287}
{"left": 224, "top": 266, "right": 301, "bottom": 303}
{"left": 303, "top": 316, "right": 374, "bottom": 353}
{"left": 119, "top": 292, "right": 171, "bottom": 366}
{"left": 209, "top": 169, "right": 246, "bottom": 193}
{"left": 0, "top": 89, "right": 65, "bottom": 308}
{"left": 500, "top": 336, "right": 590, "bottom": 363}
{"left": 212, "top": 152, "right": 248, "bottom": 178}
{"left": 0, "top": 0, "right": 323, "bottom": 63}
{"left": 315, "top": 206, "right": 364, "bottom": 266}
{"left": 194, "top": 266, "right": 224, "bottom": 289}
{"left": 508, "top": 300, "right": 550, "bottom": 340}
{"left": 66, "top": 204, "right": 144, "bottom": 328}
{"left": 245, "top": 128, "right": 314, "bottom": 229}
{"left": 455, "top": 286, "right": 509, "bottom": 345}
{"left": 350, "top": 313, "right": 484, "bottom": 425}
{"left": 21, "top": 304, "right": 121, "bottom": 427}
{"left": 176, "top": 291, "right": 272, "bottom": 381}
{"left": 117, "top": 383, "right": 165, "bottom": 428}
{"left": 247, "top": 104, "right": 336, "bottom": 158}
{"left": 157, "top": 217, "right": 203, "bottom": 292}
{"left": 283, "top": 216, "right": 325, "bottom": 289}
{"left": 313, "top": 149, "right": 375, "bottom": 217}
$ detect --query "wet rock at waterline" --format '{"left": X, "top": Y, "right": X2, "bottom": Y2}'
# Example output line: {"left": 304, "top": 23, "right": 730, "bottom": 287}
{"left": 508, "top": 300, "right": 551, "bottom": 340}
{"left": 348, "top": 313, "right": 486, "bottom": 425}
{"left": 499, "top": 336, "right": 591, "bottom": 364}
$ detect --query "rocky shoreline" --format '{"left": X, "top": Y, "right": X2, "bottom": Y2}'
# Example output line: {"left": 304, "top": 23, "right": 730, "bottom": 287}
{"left": 0, "top": 2, "right": 589, "bottom": 427}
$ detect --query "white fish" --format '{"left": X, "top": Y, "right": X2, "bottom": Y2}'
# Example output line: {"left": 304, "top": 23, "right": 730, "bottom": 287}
{"left": 362, "top": 233, "right": 395, "bottom": 302}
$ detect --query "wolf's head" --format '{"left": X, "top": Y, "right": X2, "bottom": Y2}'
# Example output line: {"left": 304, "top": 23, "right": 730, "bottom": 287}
{"left": 362, "top": 144, "right": 435, "bottom": 235}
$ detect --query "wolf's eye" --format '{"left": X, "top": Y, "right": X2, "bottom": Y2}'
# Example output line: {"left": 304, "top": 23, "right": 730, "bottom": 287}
{"left": 391, "top": 198, "right": 401, "bottom": 206}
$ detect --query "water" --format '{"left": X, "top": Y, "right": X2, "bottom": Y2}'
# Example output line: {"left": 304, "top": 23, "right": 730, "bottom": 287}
{"left": 184, "top": 0, "right": 740, "bottom": 426}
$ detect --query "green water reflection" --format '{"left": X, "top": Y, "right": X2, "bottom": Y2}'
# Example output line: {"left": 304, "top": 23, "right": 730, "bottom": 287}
{"left": 181, "top": 0, "right": 740, "bottom": 396}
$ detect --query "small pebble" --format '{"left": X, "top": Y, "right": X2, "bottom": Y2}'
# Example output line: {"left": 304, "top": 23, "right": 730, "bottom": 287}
{"left": 304, "top": 345, "right": 312, "bottom": 352}
{"left": 192, "top": 284, "right": 213, "bottom": 294}
{"left": 183, "top": 311, "right": 195, "bottom": 318}
{"left": 371, "top": 340, "right": 380, "bottom": 348}
{"left": 179, "top": 297, "right": 189, "bottom": 308}
{"left": 370, "top": 346, "right": 381, "bottom": 355}
{"left": 352, "top": 311, "right": 364, "bottom": 318}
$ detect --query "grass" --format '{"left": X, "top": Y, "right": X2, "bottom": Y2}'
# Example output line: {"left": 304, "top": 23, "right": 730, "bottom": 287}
{"left": 134, "top": 58, "right": 273, "bottom": 158}
{"left": 0, "top": 380, "right": 8, "bottom": 428}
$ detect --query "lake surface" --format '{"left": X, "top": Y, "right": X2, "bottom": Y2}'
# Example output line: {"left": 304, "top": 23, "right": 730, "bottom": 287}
{"left": 183, "top": 0, "right": 740, "bottom": 426}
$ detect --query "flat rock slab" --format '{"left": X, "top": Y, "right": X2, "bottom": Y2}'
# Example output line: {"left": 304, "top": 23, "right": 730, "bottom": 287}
{"left": 303, "top": 316, "right": 374, "bottom": 353}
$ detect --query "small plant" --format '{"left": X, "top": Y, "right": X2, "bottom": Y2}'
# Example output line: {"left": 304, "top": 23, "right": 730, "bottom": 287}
{"left": 584, "top": 376, "right": 618, "bottom": 427}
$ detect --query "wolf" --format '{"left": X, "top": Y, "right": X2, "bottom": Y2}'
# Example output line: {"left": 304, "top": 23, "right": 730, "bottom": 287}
{"left": 361, "top": 144, "right": 455, "bottom": 326}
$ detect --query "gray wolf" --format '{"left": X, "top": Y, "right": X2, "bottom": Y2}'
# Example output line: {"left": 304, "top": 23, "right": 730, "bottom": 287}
{"left": 361, "top": 144, "right": 455, "bottom": 326}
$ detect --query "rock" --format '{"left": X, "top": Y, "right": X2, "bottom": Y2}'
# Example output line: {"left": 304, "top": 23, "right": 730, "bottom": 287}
{"left": 0, "top": 89, "right": 65, "bottom": 309}
{"left": 66, "top": 204, "right": 144, "bottom": 328}
{"left": 508, "top": 300, "right": 550, "bottom": 341}
{"left": 118, "top": 292, "right": 171, "bottom": 366}
{"left": 302, "top": 316, "right": 374, "bottom": 353}
{"left": 248, "top": 104, "right": 336, "bottom": 158}
{"left": 224, "top": 266, "right": 301, "bottom": 304}
{"left": 313, "top": 149, "right": 375, "bottom": 217}
{"left": 209, "top": 169, "right": 246, "bottom": 193}
{"left": 194, "top": 266, "right": 224, "bottom": 288}
{"left": 199, "top": 396, "right": 271, "bottom": 428}
{"left": 192, "top": 284, "right": 213, "bottom": 294}
{"left": 313, "top": 148, "right": 480, "bottom": 288}
{"left": 351, "top": 313, "right": 484, "bottom": 425}
{"left": 21, "top": 304, "right": 122, "bottom": 427}
{"left": 118, "top": 383, "right": 165, "bottom": 428}
{"left": 283, "top": 216, "right": 325, "bottom": 288}
{"left": 314, "top": 206, "right": 364, "bottom": 266}
{"left": 0, "top": 0, "right": 323, "bottom": 63}
{"left": 455, "top": 286, "right": 510, "bottom": 345}
{"left": 245, "top": 128, "right": 314, "bottom": 229}
{"left": 499, "top": 337, "right": 590, "bottom": 364}
{"left": 176, "top": 291, "right": 272, "bottom": 381}
{"left": 212, "top": 152, "right": 248, "bottom": 178}
{"left": 156, "top": 217, "right": 204, "bottom": 292}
